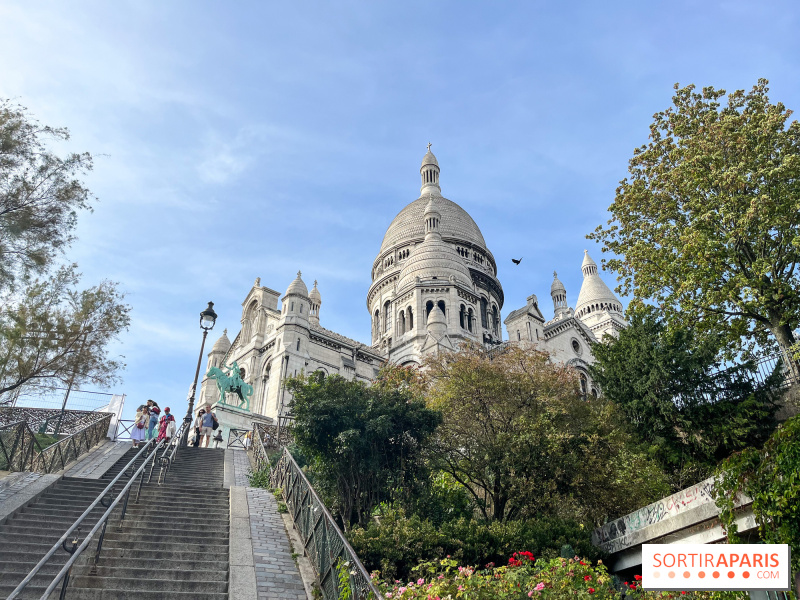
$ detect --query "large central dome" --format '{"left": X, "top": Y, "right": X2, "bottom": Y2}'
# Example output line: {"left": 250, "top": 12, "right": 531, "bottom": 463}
{"left": 379, "top": 196, "right": 487, "bottom": 253}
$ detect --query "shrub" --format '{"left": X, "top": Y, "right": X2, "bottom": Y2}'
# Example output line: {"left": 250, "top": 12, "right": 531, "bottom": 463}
{"left": 348, "top": 506, "right": 600, "bottom": 581}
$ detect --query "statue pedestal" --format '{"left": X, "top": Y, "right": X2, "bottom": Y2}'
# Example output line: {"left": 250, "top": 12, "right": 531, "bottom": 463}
{"left": 211, "top": 402, "right": 273, "bottom": 448}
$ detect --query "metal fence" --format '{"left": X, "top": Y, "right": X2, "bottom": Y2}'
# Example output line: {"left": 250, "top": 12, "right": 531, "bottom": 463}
{"left": 0, "top": 406, "right": 112, "bottom": 436}
{"left": 227, "top": 428, "right": 250, "bottom": 449}
{"left": 269, "top": 445, "right": 383, "bottom": 600}
{"left": 0, "top": 412, "right": 112, "bottom": 473}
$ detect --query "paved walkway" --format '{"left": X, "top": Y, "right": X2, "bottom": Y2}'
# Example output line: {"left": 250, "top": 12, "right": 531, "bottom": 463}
{"left": 230, "top": 449, "right": 308, "bottom": 600}
{"left": 64, "top": 440, "right": 130, "bottom": 478}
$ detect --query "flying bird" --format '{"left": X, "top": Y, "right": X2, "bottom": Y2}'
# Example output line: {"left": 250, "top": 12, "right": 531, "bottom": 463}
{"left": 511, "top": 257, "right": 523, "bottom": 265}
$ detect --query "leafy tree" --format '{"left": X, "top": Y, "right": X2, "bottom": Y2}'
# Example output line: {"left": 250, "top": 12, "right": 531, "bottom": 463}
{"left": 0, "top": 101, "right": 93, "bottom": 290}
{"left": 713, "top": 415, "right": 800, "bottom": 593}
{"left": 287, "top": 369, "right": 442, "bottom": 530}
{"left": 588, "top": 80, "right": 800, "bottom": 371}
{"left": 422, "top": 345, "right": 669, "bottom": 524}
{"left": 589, "top": 307, "right": 779, "bottom": 490}
{"left": 0, "top": 265, "right": 130, "bottom": 396}
{"left": 0, "top": 101, "right": 129, "bottom": 401}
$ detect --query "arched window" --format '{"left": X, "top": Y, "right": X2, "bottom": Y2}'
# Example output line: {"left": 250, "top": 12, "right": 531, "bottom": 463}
{"left": 299, "top": 303, "right": 303, "bottom": 313}
{"left": 426, "top": 301, "right": 434, "bottom": 321}
{"left": 290, "top": 301, "right": 295, "bottom": 311}
{"left": 467, "top": 307, "right": 474, "bottom": 333}
{"left": 480, "top": 297, "right": 488, "bottom": 329}
{"left": 492, "top": 306, "right": 499, "bottom": 335}
{"left": 384, "top": 301, "right": 391, "bottom": 333}
{"left": 459, "top": 304, "right": 466, "bottom": 329}
{"left": 437, "top": 300, "right": 446, "bottom": 319}
{"left": 517, "top": 330, "right": 521, "bottom": 341}
{"left": 373, "top": 310, "right": 380, "bottom": 337}
{"left": 407, "top": 307, "right": 414, "bottom": 330}
{"left": 526, "top": 321, "right": 532, "bottom": 341}
{"left": 296, "top": 338, "right": 301, "bottom": 352}
{"left": 399, "top": 310, "right": 406, "bottom": 335}
{"left": 580, "top": 374, "right": 588, "bottom": 397}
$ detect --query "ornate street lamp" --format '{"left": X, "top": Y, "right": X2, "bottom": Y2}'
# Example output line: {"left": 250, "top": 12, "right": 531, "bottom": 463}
{"left": 181, "top": 301, "right": 218, "bottom": 447}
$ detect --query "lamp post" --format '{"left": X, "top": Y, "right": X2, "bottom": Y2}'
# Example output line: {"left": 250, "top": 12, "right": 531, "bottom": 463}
{"left": 181, "top": 301, "right": 218, "bottom": 448}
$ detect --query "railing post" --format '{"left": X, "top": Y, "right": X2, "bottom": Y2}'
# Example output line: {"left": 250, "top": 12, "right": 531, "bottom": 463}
{"left": 58, "top": 534, "right": 79, "bottom": 600}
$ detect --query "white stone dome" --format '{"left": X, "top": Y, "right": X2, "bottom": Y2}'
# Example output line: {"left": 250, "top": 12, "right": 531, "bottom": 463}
{"left": 421, "top": 149, "right": 439, "bottom": 168}
{"left": 379, "top": 195, "right": 488, "bottom": 254}
{"left": 210, "top": 329, "right": 231, "bottom": 353}
{"left": 575, "top": 251, "right": 621, "bottom": 313}
{"left": 551, "top": 272, "right": 566, "bottom": 293}
{"left": 309, "top": 280, "right": 321, "bottom": 303}
{"left": 397, "top": 235, "right": 473, "bottom": 291}
{"left": 284, "top": 271, "right": 308, "bottom": 298}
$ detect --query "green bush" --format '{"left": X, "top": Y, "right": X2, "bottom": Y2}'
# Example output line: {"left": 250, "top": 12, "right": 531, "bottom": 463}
{"left": 248, "top": 467, "right": 271, "bottom": 489}
{"left": 347, "top": 506, "right": 601, "bottom": 581}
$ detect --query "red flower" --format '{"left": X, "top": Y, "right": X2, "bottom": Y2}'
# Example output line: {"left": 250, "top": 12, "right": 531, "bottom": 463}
{"left": 579, "top": 561, "right": 586, "bottom": 566}
{"left": 630, "top": 584, "right": 637, "bottom": 589}
{"left": 588, "top": 588, "right": 595, "bottom": 594}
{"left": 584, "top": 576, "right": 591, "bottom": 581}
{"left": 634, "top": 575, "right": 642, "bottom": 581}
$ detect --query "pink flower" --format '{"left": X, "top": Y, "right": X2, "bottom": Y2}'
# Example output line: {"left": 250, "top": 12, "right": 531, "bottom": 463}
{"left": 458, "top": 585, "right": 464, "bottom": 591}
{"left": 535, "top": 582, "right": 545, "bottom": 591}
{"left": 438, "top": 575, "right": 444, "bottom": 579}
{"left": 528, "top": 592, "right": 534, "bottom": 598}
{"left": 417, "top": 578, "right": 424, "bottom": 585}
{"left": 398, "top": 587, "right": 406, "bottom": 594}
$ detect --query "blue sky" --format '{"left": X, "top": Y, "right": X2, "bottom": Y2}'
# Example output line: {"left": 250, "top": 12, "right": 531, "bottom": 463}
{"left": 1, "top": 1, "right": 798, "bottom": 420}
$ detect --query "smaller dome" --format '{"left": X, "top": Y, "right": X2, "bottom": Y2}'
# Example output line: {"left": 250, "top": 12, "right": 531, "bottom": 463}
{"left": 309, "top": 280, "right": 321, "bottom": 303}
{"left": 284, "top": 271, "right": 309, "bottom": 298}
{"left": 211, "top": 329, "right": 231, "bottom": 354}
{"left": 421, "top": 148, "right": 439, "bottom": 168}
{"left": 426, "top": 304, "right": 447, "bottom": 337}
{"left": 551, "top": 271, "right": 566, "bottom": 293}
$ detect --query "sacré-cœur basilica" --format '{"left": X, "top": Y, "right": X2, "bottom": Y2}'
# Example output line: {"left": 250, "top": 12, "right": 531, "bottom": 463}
{"left": 197, "top": 147, "right": 627, "bottom": 427}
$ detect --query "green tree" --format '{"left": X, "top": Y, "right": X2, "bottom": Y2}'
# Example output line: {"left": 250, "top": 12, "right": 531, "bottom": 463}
{"left": 423, "top": 345, "right": 669, "bottom": 524}
{"left": 588, "top": 80, "right": 800, "bottom": 370}
{"left": 287, "top": 369, "right": 442, "bottom": 530}
{"left": 0, "top": 101, "right": 129, "bottom": 400}
{"left": 589, "top": 308, "right": 780, "bottom": 490}
{"left": 0, "top": 265, "right": 130, "bottom": 396}
{"left": 0, "top": 101, "right": 93, "bottom": 290}
{"left": 713, "top": 415, "right": 800, "bottom": 593}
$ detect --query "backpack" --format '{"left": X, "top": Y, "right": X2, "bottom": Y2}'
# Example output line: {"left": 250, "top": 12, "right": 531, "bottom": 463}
{"left": 212, "top": 417, "right": 219, "bottom": 431}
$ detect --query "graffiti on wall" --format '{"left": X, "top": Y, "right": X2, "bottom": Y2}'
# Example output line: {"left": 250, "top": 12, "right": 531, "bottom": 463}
{"left": 592, "top": 477, "right": 722, "bottom": 550}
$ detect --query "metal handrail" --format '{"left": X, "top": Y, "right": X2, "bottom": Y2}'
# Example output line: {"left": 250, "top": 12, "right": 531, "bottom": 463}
{"left": 37, "top": 437, "right": 168, "bottom": 600}
{"left": 6, "top": 437, "right": 166, "bottom": 600}
{"left": 0, "top": 413, "right": 111, "bottom": 474}
{"left": 156, "top": 421, "right": 188, "bottom": 484}
{"left": 270, "top": 446, "right": 382, "bottom": 600}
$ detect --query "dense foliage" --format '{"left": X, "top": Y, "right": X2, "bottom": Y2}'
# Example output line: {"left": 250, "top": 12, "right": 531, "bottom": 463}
{"left": 287, "top": 370, "right": 441, "bottom": 529}
{"left": 589, "top": 308, "right": 780, "bottom": 490}
{"left": 375, "top": 555, "right": 750, "bottom": 599}
{"left": 713, "top": 415, "right": 800, "bottom": 579}
{"left": 423, "top": 345, "right": 670, "bottom": 523}
{"left": 588, "top": 80, "right": 800, "bottom": 368}
{"left": 349, "top": 505, "right": 600, "bottom": 581}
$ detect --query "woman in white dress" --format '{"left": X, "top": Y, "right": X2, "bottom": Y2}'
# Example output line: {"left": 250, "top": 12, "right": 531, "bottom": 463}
{"left": 131, "top": 406, "right": 148, "bottom": 448}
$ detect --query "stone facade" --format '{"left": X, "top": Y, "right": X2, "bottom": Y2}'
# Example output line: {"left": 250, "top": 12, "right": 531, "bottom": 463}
{"left": 198, "top": 147, "right": 626, "bottom": 421}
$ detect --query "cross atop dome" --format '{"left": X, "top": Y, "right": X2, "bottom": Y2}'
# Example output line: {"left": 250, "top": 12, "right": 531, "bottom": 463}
{"left": 427, "top": 142, "right": 432, "bottom": 152}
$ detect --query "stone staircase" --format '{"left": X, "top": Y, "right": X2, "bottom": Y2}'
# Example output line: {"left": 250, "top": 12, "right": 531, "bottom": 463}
{"left": 0, "top": 446, "right": 231, "bottom": 599}
{"left": 0, "top": 446, "right": 141, "bottom": 598}
{"left": 66, "top": 447, "right": 229, "bottom": 599}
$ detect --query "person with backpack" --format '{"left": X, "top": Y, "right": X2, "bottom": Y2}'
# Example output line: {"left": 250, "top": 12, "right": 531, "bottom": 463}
{"left": 199, "top": 407, "right": 218, "bottom": 448}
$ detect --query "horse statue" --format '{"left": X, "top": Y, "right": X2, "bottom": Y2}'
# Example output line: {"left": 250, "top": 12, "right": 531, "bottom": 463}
{"left": 206, "top": 360, "right": 253, "bottom": 411}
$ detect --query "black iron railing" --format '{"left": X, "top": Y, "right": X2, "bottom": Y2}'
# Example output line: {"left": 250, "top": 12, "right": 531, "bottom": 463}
{"left": 269, "top": 446, "right": 382, "bottom": 600}
{"left": 7, "top": 437, "right": 167, "bottom": 599}
{"left": 227, "top": 427, "right": 249, "bottom": 449}
{"left": 0, "top": 406, "right": 108, "bottom": 434}
{"left": 0, "top": 412, "right": 112, "bottom": 473}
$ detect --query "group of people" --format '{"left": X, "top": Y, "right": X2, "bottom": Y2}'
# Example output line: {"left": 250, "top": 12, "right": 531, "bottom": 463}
{"left": 131, "top": 399, "right": 176, "bottom": 448}
{"left": 192, "top": 407, "right": 222, "bottom": 448}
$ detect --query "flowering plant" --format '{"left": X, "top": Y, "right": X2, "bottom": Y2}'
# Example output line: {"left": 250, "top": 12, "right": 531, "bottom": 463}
{"left": 374, "top": 554, "right": 752, "bottom": 599}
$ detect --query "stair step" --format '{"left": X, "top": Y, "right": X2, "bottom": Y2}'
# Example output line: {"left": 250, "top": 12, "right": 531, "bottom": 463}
{"left": 70, "top": 576, "right": 227, "bottom": 593}
{"left": 73, "top": 566, "right": 227, "bottom": 582}
{"left": 62, "top": 589, "right": 228, "bottom": 600}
